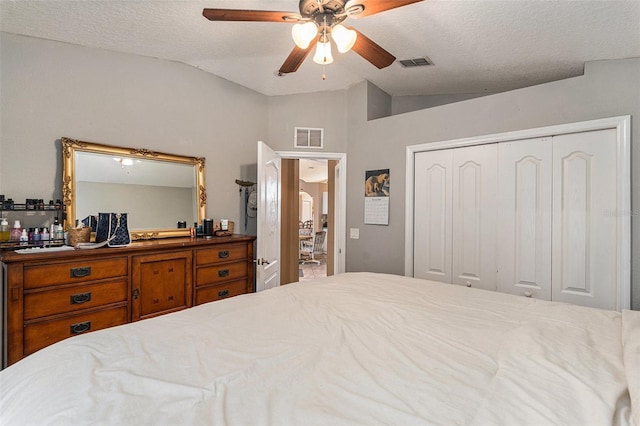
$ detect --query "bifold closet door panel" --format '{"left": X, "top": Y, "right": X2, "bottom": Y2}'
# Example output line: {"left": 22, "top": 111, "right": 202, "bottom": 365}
{"left": 551, "top": 129, "right": 618, "bottom": 310}
{"left": 496, "top": 138, "right": 552, "bottom": 300}
{"left": 452, "top": 144, "right": 497, "bottom": 290}
{"left": 413, "top": 149, "right": 453, "bottom": 283}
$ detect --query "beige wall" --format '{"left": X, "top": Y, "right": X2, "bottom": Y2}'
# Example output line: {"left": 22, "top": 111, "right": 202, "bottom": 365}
{"left": 345, "top": 58, "right": 640, "bottom": 309}
{"left": 298, "top": 181, "right": 327, "bottom": 233}
{"left": 76, "top": 182, "right": 194, "bottom": 229}
{"left": 0, "top": 33, "right": 267, "bottom": 229}
{"left": 267, "top": 91, "right": 348, "bottom": 153}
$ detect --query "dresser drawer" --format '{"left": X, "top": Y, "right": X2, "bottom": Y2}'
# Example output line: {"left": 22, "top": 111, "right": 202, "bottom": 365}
{"left": 195, "top": 279, "right": 248, "bottom": 305}
{"left": 24, "top": 280, "right": 128, "bottom": 320}
{"left": 24, "top": 258, "right": 128, "bottom": 289}
{"left": 196, "top": 261, "right": 248, "bottom": 287}
{"left": 24, "top": 305, "right": 128, "bottom": 356}
{"left": 196, "top": 244, "right": 248, "bottom": 265}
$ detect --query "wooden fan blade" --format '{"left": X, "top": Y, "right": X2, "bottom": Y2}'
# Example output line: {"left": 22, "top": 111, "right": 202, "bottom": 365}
{"left": 350, "top": 29, "right": 395, "bottom": 69}
{"left": 278, "top": 38, "right": 319, "bottom": 75}
{"left": 202, "top": 9, "right": 300, "bottom": 22}
{"left": 345, "top": 0, "right": 424, "bottom": 18}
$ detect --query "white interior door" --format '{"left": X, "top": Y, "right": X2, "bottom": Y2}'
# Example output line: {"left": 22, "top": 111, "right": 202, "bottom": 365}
{"left": 497, "top": 138, "right": 552, "bottom": 300}
{"left": 452, "top": 144, "right": 497, "bottom": 290}
{"left": 406, "top": 117, "right": 630, "bottom": 310}
{"left": 413, "top": 149, "right": 453, "bottom": 282}
{"left": 256, "top": 141, "right": 281, "bottom": 292}
{"left": 551, "top": 129, "right": 618, "bottom": 309}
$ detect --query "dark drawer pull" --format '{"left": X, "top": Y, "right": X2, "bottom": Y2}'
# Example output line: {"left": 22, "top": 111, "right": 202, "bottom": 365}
{"left": 218, "top": 289, "right": 229, "bottom": 298}
{"left": 70, "top": 292, "right": 92, "bottom": 305}
{"left": 218, "top": 250, "right": 230, "bottom": 259}
{"left": 218, "top": 269, "right": 230, "bottom": 278}
{"left": 70, "top": 267, "right": 91, "bottom": 278}
{"left": 70, "top": 321, "right": 91, "bottom": 335}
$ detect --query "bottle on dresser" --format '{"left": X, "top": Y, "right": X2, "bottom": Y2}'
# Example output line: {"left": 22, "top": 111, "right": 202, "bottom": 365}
{"left": 0, "top": 218, "right": 9, "bottom": 241}
{"left": 41, "top": 227, "right": 50, "bottom": 244}
{"left": 51, "top": 217, "right": 64, "bottom": 242}
{"left": 19, "top": 229, "right": 28, "bottom": 245}
{"left": 10, "top": 220, "right": 22, "bottom": 241}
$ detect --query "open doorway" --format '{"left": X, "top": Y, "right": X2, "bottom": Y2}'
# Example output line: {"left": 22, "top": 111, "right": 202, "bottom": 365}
{"left": 278, "top": 152, "right": 345, "bottom": 285}
{"left": 255, "top": 143, "right": 345, "bottom": 291}
{"left": 298, "top": 159, "right": 328, "bottom": 282}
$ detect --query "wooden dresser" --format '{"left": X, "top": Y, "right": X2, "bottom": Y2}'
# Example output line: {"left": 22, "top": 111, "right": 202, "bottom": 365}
{"left": 1, "top": 235, "right": 255, "bottom": 367}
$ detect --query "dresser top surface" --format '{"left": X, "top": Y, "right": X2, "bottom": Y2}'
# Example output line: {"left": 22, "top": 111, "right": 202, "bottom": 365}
{"left": 0, "top": 234, "right": 256, "bottom": 263}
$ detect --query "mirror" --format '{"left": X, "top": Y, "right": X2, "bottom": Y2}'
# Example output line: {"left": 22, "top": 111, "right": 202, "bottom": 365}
{"left": 62, "top": 137, "right": 206, "bottom": 240}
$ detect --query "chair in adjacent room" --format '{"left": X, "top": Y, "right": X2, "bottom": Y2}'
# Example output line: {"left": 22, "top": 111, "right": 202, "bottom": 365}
{"left": 312, "top": 231, "right": 326, "bottom": 262}
{"left": 301, "top": 231, "right": 326, "bottom": 265}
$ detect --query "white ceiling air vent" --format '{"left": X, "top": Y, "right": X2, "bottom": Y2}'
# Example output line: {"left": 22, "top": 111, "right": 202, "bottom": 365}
{"left": 398, "top": 56, "right": 434, "bottom": 68}
{"left": 295, "top": 127, "right": 324, "bottom": 149}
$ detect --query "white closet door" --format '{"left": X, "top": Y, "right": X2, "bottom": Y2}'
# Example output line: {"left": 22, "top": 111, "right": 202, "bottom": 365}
{"left": 452, "top": 144, "right": 497, "bottom": 290}
{"left": 497, "top": 138, "right": 552, "bottom": 300}
{"left": 414, "top": 149, "right": 453, "bottom": 282}
{"left": 551, "top": 129, "right": 617, "bottom": 310}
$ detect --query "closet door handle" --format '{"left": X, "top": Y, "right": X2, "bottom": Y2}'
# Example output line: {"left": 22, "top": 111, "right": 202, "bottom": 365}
{"left": 70, "top": 321, "right": 91, "bottom": 335}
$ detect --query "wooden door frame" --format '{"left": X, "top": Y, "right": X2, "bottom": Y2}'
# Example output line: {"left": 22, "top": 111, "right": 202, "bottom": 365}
{"left": 278, "top": 151, "right": 347, "bottom": 279}
{"left": 280, "top": 159, "right": 299, "bottom": 285}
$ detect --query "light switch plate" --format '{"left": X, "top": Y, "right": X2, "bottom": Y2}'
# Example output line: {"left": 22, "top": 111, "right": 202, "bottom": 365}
{"left": 350, "top": 228, "right": 359, "bottom": 239}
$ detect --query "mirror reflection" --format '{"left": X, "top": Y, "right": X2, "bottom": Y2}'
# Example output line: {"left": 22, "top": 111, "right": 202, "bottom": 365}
{"left": 62, "top": 137, "right": 206, "bottom": 239}
{"left": 75, "top": 152, "right": 197, "bottom": 229}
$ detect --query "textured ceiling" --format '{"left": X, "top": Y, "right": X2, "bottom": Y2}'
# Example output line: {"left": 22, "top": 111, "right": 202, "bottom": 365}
{"left": 1, "top": 0, "right": 639, "bottom": 97}
{"left": 299, "top": 158, "right": 328, "bottom": 183}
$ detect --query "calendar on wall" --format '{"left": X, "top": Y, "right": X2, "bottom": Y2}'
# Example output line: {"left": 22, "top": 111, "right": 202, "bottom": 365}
{"left": 364, "top": 169, "right": 389, "bottom": 225}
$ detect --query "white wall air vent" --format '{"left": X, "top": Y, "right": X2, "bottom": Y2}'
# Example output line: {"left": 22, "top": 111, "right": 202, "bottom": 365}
{"left": 295, "top": 127, "right": 324, "bottom": 149}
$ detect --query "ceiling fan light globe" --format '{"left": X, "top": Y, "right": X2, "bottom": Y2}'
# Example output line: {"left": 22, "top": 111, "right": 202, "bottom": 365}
{"left": 331, "top": 24, "right": 357, "bottom": 53}
{"left": 291, "top": 22, "right": 318, "bottom": 49}
{"left": 313, "top": 41, "right": 334, "bottom": 64}
{"left": 313, "top": 41, "right": 333, "bottom": 65}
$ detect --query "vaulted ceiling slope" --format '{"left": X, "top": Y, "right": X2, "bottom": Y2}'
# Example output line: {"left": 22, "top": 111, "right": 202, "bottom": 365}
{"left": 1, "top": 1, "right": 639, "bottom": 97}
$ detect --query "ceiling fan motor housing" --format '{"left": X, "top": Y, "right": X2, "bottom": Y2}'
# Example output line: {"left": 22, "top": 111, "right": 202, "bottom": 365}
{"left": 299, "top": 0, "right": 347, "bottom": 19}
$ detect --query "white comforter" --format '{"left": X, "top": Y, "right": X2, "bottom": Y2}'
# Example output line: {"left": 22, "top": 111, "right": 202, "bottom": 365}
{"left": 1, "top": 272, "right": 637, "bottom": 425}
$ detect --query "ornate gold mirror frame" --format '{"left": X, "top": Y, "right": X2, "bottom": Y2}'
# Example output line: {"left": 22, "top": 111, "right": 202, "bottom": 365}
{"left": 62, "top": 137, "right": 206, "bottom": 240}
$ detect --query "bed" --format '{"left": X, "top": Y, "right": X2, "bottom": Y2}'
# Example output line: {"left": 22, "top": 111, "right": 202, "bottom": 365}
{"left": 1, "top": 272, "right": 638, "bottom": 425}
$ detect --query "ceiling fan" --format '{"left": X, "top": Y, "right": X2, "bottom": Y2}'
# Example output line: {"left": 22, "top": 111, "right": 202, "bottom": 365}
{"left": 202, "top": 0, "right": 424, "bottom": 76}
